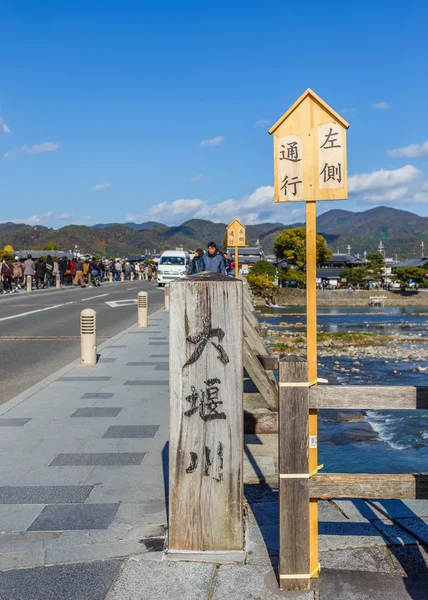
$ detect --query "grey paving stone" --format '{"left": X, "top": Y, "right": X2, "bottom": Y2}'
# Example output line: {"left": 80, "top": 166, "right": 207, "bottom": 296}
{"left": 0, "top": 546, "right": 45, "bottom": 570}
{"left": 154, "top": 363, "right": 169, "bottom": 370}
{"left": 148, "top": 342, "right": 168, "bottom": 346}
{"left": 370, "top": 499, "right": 428, "bottom": 520}
{"left": 71, "top": 407, "right": 123, "bottom": 417}
{"left": 108, "top": 558, "right": 216, "bottom": 600}
{"left": 320, "top": 546, "right": 395, "bottom": 572}
{"left": 15, "top": 467, "right": 93, "bottom": 486}
{"left": 212, "top": 562, "right": 314, "bottom": 599}
{"left": 0, "top": 531, "right": 60, "bottom": 548}
{"left": 79, "top": 438, "right": 163, "bottom": 453}
{"left": 320, "top": 569, "right": 428, "bottom": 600}
{"left": 149, "top": 354, "right": 168, "bottom": 358}
{"left": 333, "top": 499, "right": 381, "bottom": 521}
{"left": 103, "top": 425, "right": 159, "bottom": 438}
{"left": 50, "top": 453, "right": 145, "bottom": 466}
{"left": 0, "top": 505, "right": 46, "bottom": 532}
{"left": 28, "top": 503, "right": 119, "bottom": 531}
{"left": 124, "top": 380, "right": 167, "bottom": 386}
{"left": 58, "top": 377, "right": 111, "bottom": 382}
{"left": 0, "top": 466, "right": 32, "bottom": 486}
{"left": 98, "top": 357, "right": 117, "bottom": 363}
{"left": 0, "top": 559, "right": 123, "bottom": 600}
{"left": 319, "top": 519, "right": 387, "bottom": 551}
{"left": 126, "top": 362, "right": 165, "bottom": 366}
{"left": 388, "top": 544, "right": 428, "bottom": 575}
{"left": 371, "top": 518, "right": 418, "bottom": 546}
{"left": 105, "top": 345, "right": 127, "bottom": 348}
{"left": 81, "top": 392, "right": 114, "bottom": 399}
{"left": 396, "top": 517, "right": 428, "bottom": 545}
{"left": 45, "top": 538, "right": 152, "bottom": 565}
{"left": 0, "top": 486, "right": 93, "bottom": 504}
{"left": 0, "top": 418, "right": 31, "bottom": 426}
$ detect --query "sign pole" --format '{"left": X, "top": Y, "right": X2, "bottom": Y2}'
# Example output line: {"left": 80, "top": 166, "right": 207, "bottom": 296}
{"left": 269, "top": 89, "right": 350, "bottom": 587}
{"left": 306, "top": 200, "right": 319, "bottom": 577}
{"left": 235, "top": 246, "right": 239, "bottom": 279}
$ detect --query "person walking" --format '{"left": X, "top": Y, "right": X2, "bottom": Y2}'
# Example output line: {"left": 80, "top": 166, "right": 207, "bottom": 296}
{"left": 59, "top": 256, "right": 68, "bottom": 285}
{"left": 188, "top": 248, "right": 206, "bottom": 275}
{"left": 12, "top": 259, "right": 23, "bottom": 290}
{"left": 73, "top": 258, "right": 86, "bottom": 288}
{"left": 204, "top": 242, "right": 226, "bottom": 274}
{"left": 45, "top": 255, "right": 54, "bottom": 288}
{"left": 23, "top": 254, "right": 35, "bottom": 289}
{"left": 35, "top": 259, "right": 46, "bottom": 288}
{"left": 1, "top": 258, "right": 14, "bottom": 293}
{"left": 146, "top": 263, "right": 153, "bottom": 281}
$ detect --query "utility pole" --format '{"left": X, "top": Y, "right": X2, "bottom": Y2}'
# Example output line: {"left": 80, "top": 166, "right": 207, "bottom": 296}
{"left": 378, "top": 241, "right": 385, "bottom": 257}
{"left": 346, "top": 244, "right": 352, "bottom": 256}
{"left": 421, "top": 241, "right": 425, "bottom": 258}
{"left": 363, "top": 251, "right": 367, "bottom": 263}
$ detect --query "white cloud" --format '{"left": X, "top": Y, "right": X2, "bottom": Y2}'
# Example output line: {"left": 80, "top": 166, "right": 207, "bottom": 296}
{"left": 92, "top": 182, "right": 111, "bottom": 192}
{"left": 188, "top": 173, "right": 204, "bottom": 184}
{"left": 254, "top": 119, "right": 269, "bottom": 128}
{"left": 387, "top": 140, "right": 428, "bottom": 158}
{"left": 200, "top": 136, "right": 224, "bottom": 148}
{"left": 21, "top": 142, "right": 61, "bottom": 155}
{"left": 3, "top": 151, "right": 15, "bottom": 159}
{"left": 0, "top": 118, "right": 11, "bottom": 133}
{"left": 9, "top": 212, "right": 55, "bottom": 226}
{"left": 372, "top": 101, "right": 391, "bottom": 110}
{"left": 56, "top": 213, "right": 73, "bottom": 220}
{"left": 348, "top": 165, "right": 421, "bottom": 193}
{"left": 349, "top": 164, "right": 428, "bottom": 205}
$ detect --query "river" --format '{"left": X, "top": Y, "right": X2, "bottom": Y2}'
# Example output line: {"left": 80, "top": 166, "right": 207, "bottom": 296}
{"left": 261, "top": 306, "right": 428, "bottom": 474}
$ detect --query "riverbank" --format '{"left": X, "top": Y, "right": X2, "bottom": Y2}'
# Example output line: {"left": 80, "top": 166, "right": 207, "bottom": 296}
{"left": 253, "top": 288, "right": 428, "bottom": 307}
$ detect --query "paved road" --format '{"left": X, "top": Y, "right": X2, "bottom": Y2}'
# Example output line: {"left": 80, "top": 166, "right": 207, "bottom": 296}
{"left": 0, "top": 280, "right": 164, "bottom": 405}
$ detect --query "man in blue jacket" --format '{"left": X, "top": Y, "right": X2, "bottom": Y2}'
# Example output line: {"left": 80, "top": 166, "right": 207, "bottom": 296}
{"left": 204, "top": 242, "right": 226, "bottom": 275}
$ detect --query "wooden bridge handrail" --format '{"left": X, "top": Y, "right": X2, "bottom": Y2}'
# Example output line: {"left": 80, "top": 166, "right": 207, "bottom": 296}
{"left": 309, "top": 473, "right": 428, "bottom": 499}
{"left": 310, "top": 385, "right": 428, "bottom": 410}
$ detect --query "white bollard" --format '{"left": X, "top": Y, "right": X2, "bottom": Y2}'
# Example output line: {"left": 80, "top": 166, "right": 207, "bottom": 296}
{"left": 56, "top": 275, "right": 61, "bottom": 289}
{"left": 26, "top": 275, "right": 32, "bottom": 292}
{"left": 80, "top": 308, "right": 97, "bottom": 366}
{"left": 120, "top": 272, "right": 125, "bottom": 282}
{"left": 164, "top": 284, "right": 170, "bottom": 311}
{"left": 109, "top": 272, "right": 113, "bottom": 283}
{"left": 138, "top": 291, "right": 148, "bottom": 328}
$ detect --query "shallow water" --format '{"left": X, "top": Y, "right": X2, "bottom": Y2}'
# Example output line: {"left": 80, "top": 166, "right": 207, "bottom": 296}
{"left": 263, "top": 306, "right": 428, "bottom": 473}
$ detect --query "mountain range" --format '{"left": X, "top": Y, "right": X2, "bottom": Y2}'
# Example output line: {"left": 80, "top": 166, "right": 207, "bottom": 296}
{"left": 0, "top": 207, "right": 427, "bottom": 259}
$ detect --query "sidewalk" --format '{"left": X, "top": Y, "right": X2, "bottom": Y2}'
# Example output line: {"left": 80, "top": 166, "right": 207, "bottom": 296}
{"left": 0, "top": 308, "right": 426, "bottom": 599}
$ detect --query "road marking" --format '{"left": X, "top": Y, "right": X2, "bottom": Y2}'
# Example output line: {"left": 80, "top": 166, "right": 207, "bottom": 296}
{"left": 0, "top": 302, "right": 74, "bottom": 323}
{"left": 105, "top": 299, "right": 138, "bottom": 308}
{"left": 81, "top": 294, "right": 109, "bottom": 302}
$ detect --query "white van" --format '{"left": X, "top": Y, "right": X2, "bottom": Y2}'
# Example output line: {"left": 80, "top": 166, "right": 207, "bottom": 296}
{"left": 157, "top": 250, "right": 190, "bottom": 286}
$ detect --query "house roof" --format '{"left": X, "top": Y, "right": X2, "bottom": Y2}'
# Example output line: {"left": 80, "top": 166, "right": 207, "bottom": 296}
{"left": 227, "top": 247, "right": 263, "bottom": 256}
{"left": 268, "top": 89, "right": 350, "bottom": 135}
{"left": 394, "top": 257, "right": 428, "bottom": 268}
{"left": 316, "top": 268, "right": 343, "bottom": 279}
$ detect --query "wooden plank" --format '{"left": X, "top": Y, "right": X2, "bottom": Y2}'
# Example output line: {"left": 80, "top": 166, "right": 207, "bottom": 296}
{"left": 310, "top": 474, "right": 428, "bottom": 500}
{"left": 244, "top": 339, "right": 278, "bottom": 411}
{"left": 257, "top": 355, "right": 279, "bottom": 371}
{"left": 310, "top": 386, "right": 428, "bottom": 410}
{"left": 169, "top": 273, "right": 243, "bottom": 552}
{"left": 279, "top": 356, "right": 310, "bottom": 591}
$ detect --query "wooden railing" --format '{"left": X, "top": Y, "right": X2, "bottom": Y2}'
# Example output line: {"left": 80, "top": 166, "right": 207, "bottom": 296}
{"left": 257, "top": 354, "right": 428, "bottom": 591}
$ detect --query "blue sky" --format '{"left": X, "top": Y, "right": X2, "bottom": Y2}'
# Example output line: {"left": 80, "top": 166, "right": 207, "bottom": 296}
{"left": 1, "top": 0, "right": 427, "bottom": 228}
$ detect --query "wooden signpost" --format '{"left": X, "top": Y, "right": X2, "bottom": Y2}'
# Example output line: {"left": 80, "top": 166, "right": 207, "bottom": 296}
{"left": 168, "top": 273, "right": 244, "bottom": 554}
{"left": 269, "top": 89, "right": 349, "bottom": 588}
{"left": 226, "top": 219, "right": 246, "bottom": 278}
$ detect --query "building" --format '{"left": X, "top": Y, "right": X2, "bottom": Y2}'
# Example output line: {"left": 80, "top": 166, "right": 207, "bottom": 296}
{"left": 321, "top": 253, "right": 365, "bottom": 269}
{"left": 394, "top": 257, "right": 428, "bottom": 268}
{"left": 226, "top": 247, "right": 264, "bottom": 273}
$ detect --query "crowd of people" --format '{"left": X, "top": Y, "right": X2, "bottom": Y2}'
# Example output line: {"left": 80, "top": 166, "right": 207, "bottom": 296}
{"left": 0, "top": 254, "right": 157, "bottom": 294}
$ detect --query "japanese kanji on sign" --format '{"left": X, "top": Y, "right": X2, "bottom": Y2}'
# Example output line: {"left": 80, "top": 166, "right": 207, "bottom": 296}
{"left": 270, "top": 88, "right": 349, "bottom": 203}
{"left": 227, "top": 219, "right": 246, "bottom": 279}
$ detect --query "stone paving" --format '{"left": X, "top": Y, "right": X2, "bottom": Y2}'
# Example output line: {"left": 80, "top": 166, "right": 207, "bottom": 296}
{"left": 0, "top": 307, "right": 427, "bottom": 598}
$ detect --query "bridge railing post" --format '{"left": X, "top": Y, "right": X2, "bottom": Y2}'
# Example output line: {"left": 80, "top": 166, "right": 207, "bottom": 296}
{"left": 168, "top": 272, "right": 244, "bottom": 554}
{"left": 278, "top": 355, "right": 311, "bottom": 591}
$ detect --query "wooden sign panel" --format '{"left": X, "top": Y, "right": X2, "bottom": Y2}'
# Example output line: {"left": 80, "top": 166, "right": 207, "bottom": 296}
{"left": 227, "top": 219, "right": 246, "bottom": 247}
{"left": 169, "top": 273, "right": 243, "bottom": 551}
{"left": 270, "top": 89, "right": 349, "bottom": 202}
